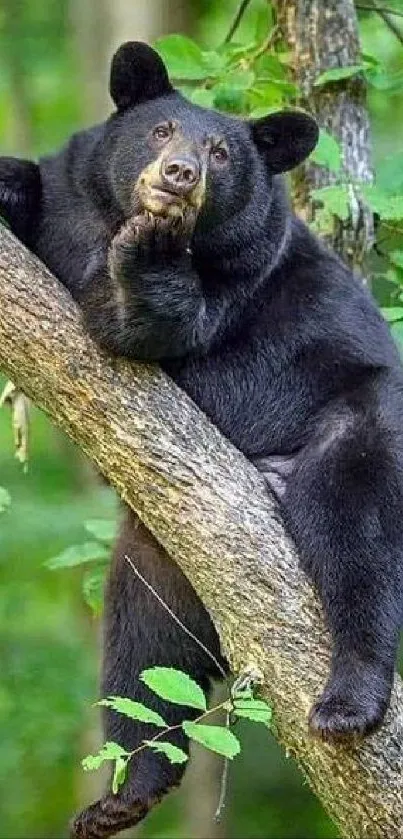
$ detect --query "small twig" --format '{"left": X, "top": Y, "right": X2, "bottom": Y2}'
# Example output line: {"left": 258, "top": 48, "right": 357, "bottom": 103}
{"left": 224, "top": 0, "right": 253, "bottom": 44}
{"left": 252, "top": 24, "right": 280, "bottom": 62}
{"left": 127, "top": 699, "right": 230, "bottom": 763}
{"left": 124, "top": 554, "right": 227, "bottom": 679}
{"left": 356, "top": 4, "right": 403, "bottom": 19}
{"left": 357, "top": 1, "right": 403, "bottom": 44}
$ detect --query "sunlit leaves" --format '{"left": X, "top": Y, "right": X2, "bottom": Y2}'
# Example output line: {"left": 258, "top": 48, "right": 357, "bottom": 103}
{"left": 82, "top": 568, "right": 106, "bottom": 615}
{"left": 310, "top": 129, "right": 342, "bottom": 173}
{"left": 154, "top": 32, "right": 295, "bottom": 116}
{"left": 314, "top": 64, "right": 364, "bottom": 86}
{"left": 46, "top": 541, "right": 109, "bottom": 569}
{"left": 182, "top": 722, "right": 241, "bottom": 759}
{"left": 112, "top": 757, "right": 129, "bottom": 793}
{"left": 144, "top": 740, "right": 188, "bottom": 764}
{"left": 141, "top": 667, "right": 207, "bottom": 711}
{"left": 154, "top": 35, "right": 210, "bottom": 81}
{"left": 232, "top": 697, "right": 272, "bottom": 726}
{"left": 98, "top": 697, "right": 167, "bottom": 728}
{"left": 82, "top": 741, "right": 130, "bottom": 771}
{"left": 84, "top": 519, "right": 117, "bottom": 544}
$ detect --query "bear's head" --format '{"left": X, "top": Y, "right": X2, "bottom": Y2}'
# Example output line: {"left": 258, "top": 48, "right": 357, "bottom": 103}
{"left": 104, "top": 42, "right": 318, "bottom": 242}
{"left": 0, "top": 41, "right": 318, "bottom": 261}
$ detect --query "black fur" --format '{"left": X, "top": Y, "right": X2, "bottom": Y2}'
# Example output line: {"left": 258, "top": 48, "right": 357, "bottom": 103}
{"left": 2, "top": 41, "right": 403, "bottom": 839}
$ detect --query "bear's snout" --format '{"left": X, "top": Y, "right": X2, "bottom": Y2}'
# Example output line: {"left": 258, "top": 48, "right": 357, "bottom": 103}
{"left": 160, "top": 152, "right": 201, "bottom": 197}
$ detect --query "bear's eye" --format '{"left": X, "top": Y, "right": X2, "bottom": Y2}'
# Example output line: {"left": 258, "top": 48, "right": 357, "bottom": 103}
{"left": 152, "top": 123, "right": 173, "bottom": 143}
{"left": 211, "top": 146, "right": 229, "bottom": 165}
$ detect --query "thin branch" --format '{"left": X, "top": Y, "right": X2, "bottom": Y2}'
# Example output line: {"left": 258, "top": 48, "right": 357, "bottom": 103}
{"left": 371, "top": 2, "right": 403, "bottom": 45}
{"left": 356, "top": 4, "right": 403, "bottom": 19}
{"left": 224, "top": 0, "right": 253, "bottom": 44}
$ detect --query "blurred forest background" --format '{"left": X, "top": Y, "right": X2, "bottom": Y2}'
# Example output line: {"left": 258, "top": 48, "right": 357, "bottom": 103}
{"left": 1, "top": 1, "right": 403, "bottom": 837}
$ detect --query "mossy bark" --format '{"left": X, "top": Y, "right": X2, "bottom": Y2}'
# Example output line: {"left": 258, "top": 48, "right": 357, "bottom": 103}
{"left": 0, "top": 226, "right": 402, "bottom": 837}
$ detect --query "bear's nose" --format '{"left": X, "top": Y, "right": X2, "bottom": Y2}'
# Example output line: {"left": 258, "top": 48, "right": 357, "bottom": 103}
{"left": 160, "top": 154, "right": 200, "bottom": 196}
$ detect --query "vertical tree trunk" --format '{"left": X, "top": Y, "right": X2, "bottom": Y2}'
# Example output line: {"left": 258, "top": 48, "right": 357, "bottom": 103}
{"left": 273, "top": 0, "right": 374, "bottom": 269}
{"left": 70, "top": 0, "right": 113, "bottom": 123}
{"left": 2, "top": 0, "right": 33, "bottom": 156}
{"left": 108, "top": 0, "right": 192, "bottom": 52}
{"left": 70, "top": 0, "right": 193, "bottom": 121}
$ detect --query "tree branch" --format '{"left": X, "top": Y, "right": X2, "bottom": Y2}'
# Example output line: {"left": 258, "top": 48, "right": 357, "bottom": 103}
{"left": 1, "top": 224, "right": 403, "bottom": 838}
{"left": 223, "top": 0, "right": 252, "bottom": 43}
{"left": 356, "top": 4, "right": 403, "bottom": 20}
{"left": 360, "top": 0, "right": 403, "bottom": 45}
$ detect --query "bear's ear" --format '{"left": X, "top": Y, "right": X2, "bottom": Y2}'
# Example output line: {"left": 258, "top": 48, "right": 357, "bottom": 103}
{"left": 250, "top": 111, "right": 319, "bottom": 174}
{"left": 0, "top": 157, "right": 41, "bottom": 243}
{"left": 110, "top": 42, "right": 173, "bottom": 111}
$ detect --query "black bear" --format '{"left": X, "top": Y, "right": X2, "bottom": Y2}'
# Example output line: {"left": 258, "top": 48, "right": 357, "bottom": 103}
{"left": 1, "top": 41, "right": 403, "bottom": 839}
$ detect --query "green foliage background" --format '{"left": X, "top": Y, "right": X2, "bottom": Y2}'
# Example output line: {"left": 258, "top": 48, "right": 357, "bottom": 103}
{"left": 0, "top": 1, "right": 402, "bottom": 837}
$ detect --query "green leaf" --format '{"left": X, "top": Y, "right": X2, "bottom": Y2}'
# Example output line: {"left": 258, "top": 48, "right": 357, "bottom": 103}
{"left": 98, "top": 697, "right": 167, "bottom": 727}
{"left": 312, "top": 185, "right": 350, "bottom": 219}
{"left": 213, "top": 83, "right": 246, "bottom": 113}
{"left": 381, "top": 307, "right": 403, "bottom": 324}
{"left": 141, "top": 667, "right": 207, "bottom": 711}
{"left": 82, "top": 568, "right": 106, "bottom": 616}
{"left": 361, "top": 51, "right": 382, "bottom": 70}
{"left": 253, "top": 53, "right": 287, "bottom": 81}
{"left": 233, "top": 698, "right": 272, "bottom": 727}
{"left": 0, "top": 486, "right": 11, "bottom": 512}
{"left": 390, "top": 251, "right": 403, "bottom": 270}
{"left": 189, "top": 87, "right": 216, "bottom": 109}
{"left": 212, "top": 71, "right": 255, "bottom": 114}
{"left": 200, "top": 51, "right": 226, "bottom": 78}
{"left": 362, "top": 186, "right": 403, "bottom": 221}
{"left": 366, "top": 69, "right": 403, "bottom": 93}
{"left": 249, "top": 105, "right": 279, "bottom": 119}
{"left": 154, "top": 35, "right": 209, "bottom": 81}
{"left": 310, "top": 129, "right": 342, "bottom": 173}
{"left": 248, "top": 78, "right": 297, "bottom": 111}
{"left": 222, "top": 70, "right": 255, "bottom": 90}
{"left": 314, "top": 64, "right": 363, "bottom": 86}
{"left": 182, "top": 722, "right": 241, "bottom": 759}
{"left": 84, "top": 519, "right": 117, "bottom": 544}
{"left": 82, "top": 741, "right": 130, "bottom": 772}
{"left": 248, "top": 84, "right": 284, "bottom": 111}
{"left": 112, "top": 757, "right": 129, "bottom": 794}
{"left": 46, "top": 541, "right": 109, "bottom": 570}
{"left": 311, "top": 185, "right": 350, "bottom": 234}
{"left": 144, "top": 740, "right": 189, "bottom": 764}
{"left": 254, "top": 4, "right": 272, "bottom": 42}
{"left": 218, "top": 42, "right": 257, "bottom": 64}
{"left": 231, "top": 686, "right": 253, "bottom": 702}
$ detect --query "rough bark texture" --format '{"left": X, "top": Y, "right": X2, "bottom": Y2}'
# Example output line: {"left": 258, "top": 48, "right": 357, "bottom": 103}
{"left": 273, "top": 0, "right": 374, "bottom": 269}
{"left": 1, "top": 226, "right": 403, "bottom": 838}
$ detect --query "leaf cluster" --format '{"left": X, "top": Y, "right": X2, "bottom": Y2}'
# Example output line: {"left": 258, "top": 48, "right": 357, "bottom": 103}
{"left": 82, "top": 667, "right": 272, "bottom": 795}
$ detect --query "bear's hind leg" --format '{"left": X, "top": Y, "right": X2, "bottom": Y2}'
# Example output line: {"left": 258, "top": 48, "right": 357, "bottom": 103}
{"left": 71, "top": 509, "right": 226, "bottom": 839}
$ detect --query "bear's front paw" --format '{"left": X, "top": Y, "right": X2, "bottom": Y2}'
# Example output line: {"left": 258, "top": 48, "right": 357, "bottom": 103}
{"left": 308, "top": 685, "right": 388, "bottom": 743}
{"left": 110, "top": 208, "right": 197, "bottom": 275}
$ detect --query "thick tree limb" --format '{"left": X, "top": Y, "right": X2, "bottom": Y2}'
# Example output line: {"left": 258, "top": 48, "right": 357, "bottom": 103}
{"left": 1, "top": 224, "right": 403, "bottom": 837}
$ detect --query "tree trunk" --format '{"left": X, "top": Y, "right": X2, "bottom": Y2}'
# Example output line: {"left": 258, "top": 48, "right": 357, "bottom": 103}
{"left": 70, "top": 0, "right": 193, "bottom": 121}
{"left": 273, "top": 0, "right": 374, "bottom": 269}
{"left": 2, "top": 0, "right": 33, "bottom": 156}
{"left": 1, "top": 227, "right": 403, "bottom": 838}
